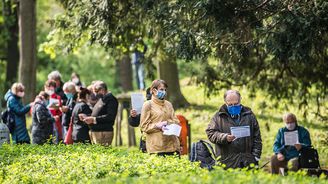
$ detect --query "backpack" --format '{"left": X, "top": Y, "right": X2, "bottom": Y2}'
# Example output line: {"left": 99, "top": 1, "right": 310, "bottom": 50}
{"left": 0, "top": 121, "right": 10, "bottom": 145}
{"left": 298, "top": 147, "right": 320, "bottom": 169}
{"left": 190, "top": 140, "right": 216, "bottom": 170}
{"left": 1, "top": 109, "right": 15, "bottom": 134}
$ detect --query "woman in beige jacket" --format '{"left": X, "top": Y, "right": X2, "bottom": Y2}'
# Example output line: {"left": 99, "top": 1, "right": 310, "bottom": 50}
{"left": 140, "top": 79, "right": 181, "bottom": 156}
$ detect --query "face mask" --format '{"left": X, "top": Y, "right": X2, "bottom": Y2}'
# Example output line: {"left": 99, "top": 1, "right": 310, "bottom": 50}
{"left": 65, "top": 93, "right": 74, "bottom": 99}
{"left": 286, "top": 123, "right": 296, "bottom": 130}
{"left": 72, "top": 78, "right": 80, "bottom": 84}
{"left": 17, "top": 92, "right": 25, "bottom": 98}
{"left": 156, "top": 89, "right": 166, "bottom": 100}
{"left": 227, "top": 104, "right": 242, "bottom": 116}
{"left": 43, "top": 100, "right": 49, "bottom": 106}
{"left": 47, "top": 90, "right": 54, "bottom": 96}
{"left": 96, "top": 93, "right": 104, "bottom": 99}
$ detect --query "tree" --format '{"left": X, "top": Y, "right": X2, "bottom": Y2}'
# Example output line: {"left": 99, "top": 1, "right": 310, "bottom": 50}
{"left": 1, "top": 0, "right": 19, "bottom": 95}
{"left": 18, "top": 0, "right": 37, "bottom": 103}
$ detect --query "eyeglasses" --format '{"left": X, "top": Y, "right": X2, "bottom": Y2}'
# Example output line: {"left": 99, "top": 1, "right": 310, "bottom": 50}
{"left": 226, "top": 103, "right": 240, "bottom": 107}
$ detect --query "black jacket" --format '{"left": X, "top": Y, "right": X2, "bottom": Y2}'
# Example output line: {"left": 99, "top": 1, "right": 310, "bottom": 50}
{"left": 90, "top": 93, "right": 118, "bottom": 132}
{"left": 72, "top": 101, "right": 92, "bottom": 142}
{"left": 62, "top": 94, "right": 77, "bottom": 128}
{"left": 31, "top": 101, "right": 54, "bottom": 144}
{"left": 128, "top": 114, "right": 141, "bottom": 127}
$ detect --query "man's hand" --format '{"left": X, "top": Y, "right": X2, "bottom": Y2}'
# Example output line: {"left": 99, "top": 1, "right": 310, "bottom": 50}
{"left": 60, "top": 106, "right": 69, "bottom": 113}
{"left": 294, "top": 143, "right": 302, "bottom": 151}
{"left": 226, "top": 135, "right": 236, "bottom": 142}
{"left": 130, "top": 109, "right": 137, "bottom": 118}
{"left": 83, "top": 116, "right": 95, "bottom": 125}
{"left": 277, "top": 153, "right": 285, "bottom": 161}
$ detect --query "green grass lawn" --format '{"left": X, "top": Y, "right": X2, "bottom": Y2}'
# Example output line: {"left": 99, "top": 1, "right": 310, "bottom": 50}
{"left": 11, "top": 81, "right": 327, "bottom": 183}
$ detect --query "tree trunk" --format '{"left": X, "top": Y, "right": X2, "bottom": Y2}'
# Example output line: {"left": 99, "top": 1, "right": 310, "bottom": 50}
{"left": 157, "top": 50, "right": 189, "bottom": 108}
{"left": 18, "top": 0, "right": 37, "bottom": 103}
{"left": 118, "top": 54, "right": 133, "bottom": 92}
{"left": 2, "top": 0, "right": 19, "bottom": 94}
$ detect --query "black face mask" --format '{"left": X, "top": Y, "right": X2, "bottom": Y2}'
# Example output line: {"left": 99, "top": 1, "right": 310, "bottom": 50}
{"left": 96, "top": 93, "right": 104, "bottom": 99}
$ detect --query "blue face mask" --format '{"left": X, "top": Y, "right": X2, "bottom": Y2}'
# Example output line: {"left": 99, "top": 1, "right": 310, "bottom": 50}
{"left": 156, "top": 90, "right": 166, "bottom": 100}
{"left": 227, "top": 104, "right": 242, "bottom": 116}
{"left": 65, "top": 93, "right": 74, "bottom": 99}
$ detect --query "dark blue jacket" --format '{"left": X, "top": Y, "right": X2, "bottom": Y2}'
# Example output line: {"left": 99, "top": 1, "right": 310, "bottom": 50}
{"left": 273, "top": 125, "right": 311, "bottom": 160}
{"left": 4, "top": 90, "right": 31, "bottom": 143}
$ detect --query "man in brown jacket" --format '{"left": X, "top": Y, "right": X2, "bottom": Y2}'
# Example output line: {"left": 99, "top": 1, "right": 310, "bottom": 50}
{"left": 206, "top": 90, "right": 262, "bottom": 169}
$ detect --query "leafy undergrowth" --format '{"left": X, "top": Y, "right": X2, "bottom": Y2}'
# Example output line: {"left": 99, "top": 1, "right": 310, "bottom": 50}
{"left": 0, "top": 144, "right": 326, "bottom": 184}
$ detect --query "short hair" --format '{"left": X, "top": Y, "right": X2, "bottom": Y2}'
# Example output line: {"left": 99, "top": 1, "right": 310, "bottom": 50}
{"left": 48, "top": 71, "right": 62, "bottom": 81}
{"left": 78, "top": 87, "right": 91, "bottom": 100}
{"left": 150, "top": 79, "right": 168, "bottom": 91}
{"left": 11, "top": 83, "right": 25, "bottom": 95}
{"left": 224, "top": 90, "right": 241, "bottom": 102}
{"left": 38, "top": 91, "right": 49, "bottom": 100}
{"left": 94, "top": 81, "right": 107, "bottom": 92}
{"left": 44, "top": 80, "right": 57, "bottom": 88}
{"left": 71, "top": 72, "right": 80, "bottom": 79}
{"left": 63, "top": 82, "right": 76, "bottom": 92}
{"left": 282, "top": 113, "right": 297, "bottom": 123}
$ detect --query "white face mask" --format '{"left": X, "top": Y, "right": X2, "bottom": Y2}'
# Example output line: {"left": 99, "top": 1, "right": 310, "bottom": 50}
{"left": 17, "top": 92, "right": 25, "bottom": 98}
{"left": 47, "top": 90, "right": 55, "bottom": 96}
{"left": 286, "top": 122, "right": 296, "bottom": 130}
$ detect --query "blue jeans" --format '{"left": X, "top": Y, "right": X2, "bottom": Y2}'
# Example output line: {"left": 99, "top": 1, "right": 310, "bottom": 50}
{"left": 133, "top": 63, "right": 145, "bottom": 90}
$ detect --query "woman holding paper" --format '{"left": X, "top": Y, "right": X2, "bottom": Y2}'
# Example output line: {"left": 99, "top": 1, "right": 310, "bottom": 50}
{"left": 140, "top": 79, "right": 181, "bottom": 156}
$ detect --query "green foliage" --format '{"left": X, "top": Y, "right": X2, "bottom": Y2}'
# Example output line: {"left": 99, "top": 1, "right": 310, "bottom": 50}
{"left": 0, "top": 144, "right": 326, "bottom": 184}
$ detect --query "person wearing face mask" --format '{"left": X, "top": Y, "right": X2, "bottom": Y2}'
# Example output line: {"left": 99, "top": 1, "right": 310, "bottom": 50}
{"left": 206, "top": 90, "right": 262, "bottom": 169}
{"left": 140, "top": 80, "right": 181, "bottom": 156}
{"left": 70, "top": 72, "right": 84, "bottom": 88}
{"left": 71, "top": 87, "right": 92, "bottom": 143}
{"left": 31, "top": 91, "right": 55, "bottom": 145}
{"left": 271, "top": 113, "right": 311, "bottom": 174}
{"left": 44, "top": 80, "right": 62, "bottom": 144}
{"left": 4, "top": 83, "right": 33, "bottom": 144}
{"left": 60, "top": 82, "right": 77, "bottom": 142}
{"left": 128, "top": 87, "right": 152, "bottom": 152}
{"left": 83, "top": 81, "right": 118, "bottom": 146}
{"left": 48, "top": 70, "right": 67, "bottom": 104}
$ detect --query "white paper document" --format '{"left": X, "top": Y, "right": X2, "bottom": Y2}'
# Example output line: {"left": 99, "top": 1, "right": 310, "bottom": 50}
{"left": 163, "top": 124, "right": 182, "bottom": 136}
{"left": 284, "top": 130, "right": 299, "bottom": 146}
{"left": 230, "top": 126, "right": 251, "bottom": 138}
{"left": 131, "top": 93, "right": 144, "bottom": 114}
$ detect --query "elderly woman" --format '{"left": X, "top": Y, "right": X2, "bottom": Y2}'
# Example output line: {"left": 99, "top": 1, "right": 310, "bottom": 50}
{"left": 271, "top": 113, "right": 312, "bottom": 174}
{"left": 31, "top": 91, "right": 54, "bottom": 145}
{"left": 140, "top": 79, "right": 181, "bottom": 156}
{"left": 61, "top": 82, "right": 77, "bottom": 140}
{"left": 4, "top": 83, "right": 33, "bottom": 144}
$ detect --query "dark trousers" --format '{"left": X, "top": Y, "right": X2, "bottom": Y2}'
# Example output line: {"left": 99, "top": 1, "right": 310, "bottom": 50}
{"left": 271, "top": 154, "right": 299, "bottom": 174}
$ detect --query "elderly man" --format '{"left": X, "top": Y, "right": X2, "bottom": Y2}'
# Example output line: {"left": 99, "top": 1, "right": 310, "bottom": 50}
{"left": 47, "top": 71, "right": 67, "bottom": 103}
{"left": 60, "top": 82, "right": 77, "bottom": 140}
{"left": 83, "top": 81, "right": 118, "bottom": 146}
{"left": 206, "top": 90, "right": 262, "bottom": 169}
{"left": 271, "top": 113, "right": 311, "bottom": 174}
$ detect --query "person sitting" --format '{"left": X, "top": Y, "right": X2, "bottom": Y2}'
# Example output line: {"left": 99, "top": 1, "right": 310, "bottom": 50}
{"left": 271, "top": 113, "right": 311, "bottom": 174}
{"left": 72, "top": 87, "right": 92, "bottom": 143}
{"left": 31, "top": 92, "right": 54, "bottom": 145}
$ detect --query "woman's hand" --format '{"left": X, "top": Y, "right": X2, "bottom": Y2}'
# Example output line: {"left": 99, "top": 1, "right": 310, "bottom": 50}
{"left": 130, "top": 109, "right": 137, "bottom": 118}
{"left": 155, "top": 121, "right": 168, "bottom": 130}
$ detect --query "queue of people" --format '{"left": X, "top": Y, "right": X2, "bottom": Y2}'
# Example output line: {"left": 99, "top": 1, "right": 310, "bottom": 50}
{"left": 2, "top": 73, "right": 314, "bottom": 174}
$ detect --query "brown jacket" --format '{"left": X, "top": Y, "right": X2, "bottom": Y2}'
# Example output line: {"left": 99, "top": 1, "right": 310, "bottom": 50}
{"left": 140, "top": 97, "right": 180, "bottom": 153}
{"left": 206, "top": 104, "right": 262, "bottom": 168}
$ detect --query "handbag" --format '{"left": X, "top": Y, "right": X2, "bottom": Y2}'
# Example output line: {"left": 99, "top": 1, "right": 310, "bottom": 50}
{"left": 64, "top": 117, "right": 74, "bottom": 145}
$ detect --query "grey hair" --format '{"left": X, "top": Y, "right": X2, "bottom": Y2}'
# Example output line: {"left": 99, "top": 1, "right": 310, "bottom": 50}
{"left": 94, "top": 81, "right": 107, "bottom": 92}
{"left": 282, "top": 113, "right": 297, "bottom": 123}
{"left": 48, "top": 71, "right": 62, "bottom": 81}
{"left": 224, "top": 90, "right": 241, "bottom": 102}
{"left": 63, "top": 82, "right": 76, "bottom": 92}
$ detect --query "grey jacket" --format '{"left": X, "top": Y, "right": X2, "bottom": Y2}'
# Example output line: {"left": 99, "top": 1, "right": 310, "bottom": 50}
{"left": 32, "top": 101, "right": 54, "bottom": 144}
{"left": 206, "top": 104, "right": 262, "bottom": 169}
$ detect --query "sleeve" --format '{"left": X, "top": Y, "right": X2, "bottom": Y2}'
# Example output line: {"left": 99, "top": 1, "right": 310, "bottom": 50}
{"left": 95, "top": 97, "right": 118, "bottom": 126}
{"left": 167, "top": 102, "right": 180, "bottom": 125}
{"left": 36, "top": 105, "right": 54, "bottom": 124}
{"left": 8, "top": 97, "right": 30, "bottom": 116}
{"left": 128, "top": 115, "right": 141, "bottom": 126}
{"left": 140, "top": 102, "right": 161, "bottom": 134}
{"left": 251, "top": 114, "right": 262, "bottom": 159}
{"left": 205, "top": 114, "right": 229, "bottom": 145}
{"left": 300, "top": 128, "right": 311, "bottom": 148}
{"left": 273, "top": 129, "right": 285, "bottom": 154}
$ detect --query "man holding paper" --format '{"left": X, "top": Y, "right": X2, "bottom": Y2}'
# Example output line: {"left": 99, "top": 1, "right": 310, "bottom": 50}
{"left": 206, "top": 90, "right": 262, "bottom": 169}
{"left": 271, "top": 113, "right": 311, "bottom": 174}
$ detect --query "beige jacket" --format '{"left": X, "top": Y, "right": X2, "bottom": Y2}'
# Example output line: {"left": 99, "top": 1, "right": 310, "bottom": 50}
{"left": 140, "top": 97, "right": 180, "bottom": 153}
